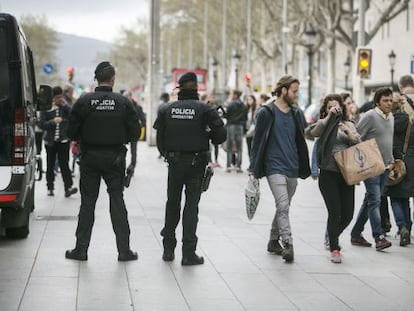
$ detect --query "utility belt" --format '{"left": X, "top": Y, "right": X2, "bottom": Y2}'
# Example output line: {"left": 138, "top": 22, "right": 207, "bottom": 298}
{"left": 80, "top": 143, "right": 126, "bottom": 164}
{"left": 82, "top": 143, "right": 124, "bottom": 151}
{"left": 166, "top": 150, "right": 209, "bottom": 160}
{"left": 166, "top": 150, "right": 210, "bottom": 166}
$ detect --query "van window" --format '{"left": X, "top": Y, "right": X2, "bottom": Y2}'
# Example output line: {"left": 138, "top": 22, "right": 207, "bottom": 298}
{"left": 0, "top": 26, "right": 12, "bottom": 165}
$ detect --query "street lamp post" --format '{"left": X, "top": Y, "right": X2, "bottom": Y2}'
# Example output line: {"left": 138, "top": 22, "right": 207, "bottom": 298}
{"left": 212, "top": 58, "right": 219, "bottom": 92}
{"left": 344, "top": 53, "right": 351, "bottom": 91}
{"left": 304, "top": 24, "right": 316, "bottom": 108}
{"left": 388, "top": 50, "right": 396, "bottom": 91}
{"left": 233, "top": 51, "right": 241, "bottom": 90}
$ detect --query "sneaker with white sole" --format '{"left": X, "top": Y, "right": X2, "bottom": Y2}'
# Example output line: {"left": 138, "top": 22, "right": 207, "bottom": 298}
{"left": 282, "top": 242, "right": 294, "bottom": 262}
{"left": 331, "top": 250, "right": 342, "bottom": 264}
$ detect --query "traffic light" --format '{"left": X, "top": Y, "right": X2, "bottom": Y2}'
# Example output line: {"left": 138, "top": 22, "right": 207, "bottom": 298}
{"left": 67, "top": 66, "right": 74, "bottom": 83}
{"left": 357, "top": 48, "right": 372, "bottom": 79}
{"left": 244, "top": 72, "right": 252, "bottom": 88}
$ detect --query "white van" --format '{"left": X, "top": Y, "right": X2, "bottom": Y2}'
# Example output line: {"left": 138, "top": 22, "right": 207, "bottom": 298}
{"left": 0, "top": 13, "right": 52, "bottom": 238}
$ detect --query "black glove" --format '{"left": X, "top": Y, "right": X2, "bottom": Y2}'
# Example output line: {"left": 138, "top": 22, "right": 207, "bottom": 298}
{"left": 124, "top": 164, "right": 135, "bottom": 188}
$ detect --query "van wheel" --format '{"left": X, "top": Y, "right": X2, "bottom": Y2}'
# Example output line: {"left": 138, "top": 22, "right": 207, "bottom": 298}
{"left": 5, "top": 226, "right": 29, "bottom": 239}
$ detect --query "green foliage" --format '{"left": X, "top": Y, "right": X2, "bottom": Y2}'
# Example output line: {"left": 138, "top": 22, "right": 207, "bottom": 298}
{"left": 100, "top": 19, "right": 149, "bottom": 90}
{"left": 20, "top": 15, "right": 61, "bottom": 85}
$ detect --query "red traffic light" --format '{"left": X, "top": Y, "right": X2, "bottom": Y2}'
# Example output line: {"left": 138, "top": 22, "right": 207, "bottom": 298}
{"left": 66, "top": 67, "right": 74, "bottom": 74}
{"left": 244, "top": 72, "right": 252, "bottom": 81}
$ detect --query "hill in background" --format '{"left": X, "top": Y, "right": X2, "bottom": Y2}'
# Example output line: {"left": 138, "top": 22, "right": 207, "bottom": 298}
{"left": 56, "top": 33, "right": 113, "bottom": 87}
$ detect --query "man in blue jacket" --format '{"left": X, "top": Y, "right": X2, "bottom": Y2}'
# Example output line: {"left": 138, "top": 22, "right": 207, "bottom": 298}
{"left": 249, "top": 75, "right": 310, "bottom": 263}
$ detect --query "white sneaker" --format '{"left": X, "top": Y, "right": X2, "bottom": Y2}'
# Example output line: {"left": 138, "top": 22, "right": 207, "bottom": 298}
{"left": 331, "top": 250, "right": 342, "bottom": 264}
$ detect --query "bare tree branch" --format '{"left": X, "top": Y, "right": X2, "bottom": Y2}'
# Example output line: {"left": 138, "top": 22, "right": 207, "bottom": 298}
{"left": 367, "top": 0, "right": 409, "bottom": 43}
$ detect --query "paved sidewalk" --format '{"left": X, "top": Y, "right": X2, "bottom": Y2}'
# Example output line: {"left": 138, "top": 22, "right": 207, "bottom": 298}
{"left": 0, "top": 141, "right": 413, "bottom": 311}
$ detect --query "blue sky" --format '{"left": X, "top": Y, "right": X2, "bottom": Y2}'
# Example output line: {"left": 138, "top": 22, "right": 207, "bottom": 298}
{"left": 0, "top": 0, "right": 149, "bottom": 42}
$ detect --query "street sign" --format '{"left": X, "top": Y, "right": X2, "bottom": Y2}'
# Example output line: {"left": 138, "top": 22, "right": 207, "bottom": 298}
{"left": 43, "top": 63, "right": 54, "bottom": 75}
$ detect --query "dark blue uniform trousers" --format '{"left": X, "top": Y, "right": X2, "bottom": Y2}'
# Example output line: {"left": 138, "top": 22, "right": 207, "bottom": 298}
{"left": 75, "top": 148, "right": 131, "bottom": 253}
{"left": 161, "top": 155, "right": 205, "bottom": 256}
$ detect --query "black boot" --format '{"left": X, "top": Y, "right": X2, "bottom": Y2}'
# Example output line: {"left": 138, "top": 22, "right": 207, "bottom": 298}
{"left": 65, "top": 247, "right": 88, "bottom": 261}
{"left": 181, "top": 253, "right": 204, "bottom": 266}
{"left": 162, "top": 249, "right": 175, "bottom": 262}
{"left": 118, "top": 249, "right": 138, "bottom": 261}
{"left": 267, "top": 239, "right": 283, "bottom": 255}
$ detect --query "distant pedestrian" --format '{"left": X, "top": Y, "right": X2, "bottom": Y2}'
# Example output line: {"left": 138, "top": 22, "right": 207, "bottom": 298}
{"left": 249, "top": 75, "right": 311, "bottom": 263}
{"left": 66, "top": 61, "right": 140, "bottom": 261}
{"left": 205, "top": 93, "right": 222, "bottom": 167}
{"left": 70, "top": 141, "right": 80, "bottom": 175}
{"left": 153, "top": 72, "right": 226, "bottom": 265}
{"left": 341, "top": 92, "right": 360, "bottom": 124}
{"left": 157, "top": 92, "right": 171, "bottom": 159}
{"left": 245, "top": 94, "right": 257, "bottom": 159}
{"left": 224, "top": 89, "right": 247, "bottom": 172}
{"left": 398, "top": 74, "right": 414, "bottom": 121}
{"left": 40, "top": 86, "right": 77, "bottom": 197}
{"left": 124, "top": 90, "right": 146, "bottom": 172}
{"left": 307, "top": 94, "right": 361, "bottom": 263}
{"left": 258, "top": 93, "right": 270, "bottom": 107}
{"left": 350, "top": 87, "right": 394, "bottom": 251}
{"left": 385, "top": 94, "right": 413, "bottom": 246}
{"left": 159, "top": 92, "right": 170, "bottom": 108}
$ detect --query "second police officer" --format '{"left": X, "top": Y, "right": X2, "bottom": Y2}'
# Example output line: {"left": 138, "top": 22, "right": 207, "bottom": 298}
{"left": 65, "top": 61, "right": 140, "bottom": 261}
{"left": 154, "top": 72, "right": 226, "bottom": 265}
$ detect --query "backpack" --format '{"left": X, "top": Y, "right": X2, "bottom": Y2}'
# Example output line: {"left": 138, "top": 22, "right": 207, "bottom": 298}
{"left": 402, "top": 94, "right": 414, "bottom": 121}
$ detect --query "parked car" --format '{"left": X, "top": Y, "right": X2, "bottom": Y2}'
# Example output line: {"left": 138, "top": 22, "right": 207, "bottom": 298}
{"left": 0, "top": 13, "right": 52, "bottom": 238}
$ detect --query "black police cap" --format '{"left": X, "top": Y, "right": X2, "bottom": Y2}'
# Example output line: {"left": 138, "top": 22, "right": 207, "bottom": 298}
{"left": 178, "top": 72, "right": 197, "bottom": 87}
{"left": 94, "top": 61, "right": 114, "bottom": 77}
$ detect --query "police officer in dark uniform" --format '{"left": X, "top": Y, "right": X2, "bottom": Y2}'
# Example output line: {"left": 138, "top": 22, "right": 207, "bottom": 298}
{"left": 65, "top": 61, "right": 140, "bottom": 261}
{"left": 153, "top": 72, "right": 226, "bottom": 265}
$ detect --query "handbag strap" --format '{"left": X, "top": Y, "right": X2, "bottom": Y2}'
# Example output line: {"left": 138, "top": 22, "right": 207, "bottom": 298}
{"left": 403, "top": 94, "right": 414, "bottom": 110}
{"left": 402, "top": 121, "right": 413, "bottom": 159}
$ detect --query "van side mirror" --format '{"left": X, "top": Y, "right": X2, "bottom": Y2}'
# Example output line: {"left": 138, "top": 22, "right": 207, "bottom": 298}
{"left": 37, "top": 85, "right": 52, "bottom": 111}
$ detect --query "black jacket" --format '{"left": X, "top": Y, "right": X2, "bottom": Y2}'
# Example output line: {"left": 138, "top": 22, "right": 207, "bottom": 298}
{"left": 153, "top": 99, "right": 226, "bottom": 156}
{"left": 225, "top": 99, "right": 248, "bottom": 125}
{"left": 68, "top": 86, "right": 140, "bottom": 148}
{"left": 249, "top": 102, "right": 310, "bottom": 179}
{"left": 386, "top": 112, "right": 414, "bottom": 198}
{"left": 316, "top": 112, "right": 341, "bottom": 169}
{"left": 40, "top": 105, "right": 71, "bottom": 146}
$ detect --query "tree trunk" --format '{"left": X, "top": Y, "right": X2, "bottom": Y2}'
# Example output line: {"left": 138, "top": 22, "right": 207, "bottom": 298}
{"left": 327, "top": 38, "right": 336, "bottom": 93}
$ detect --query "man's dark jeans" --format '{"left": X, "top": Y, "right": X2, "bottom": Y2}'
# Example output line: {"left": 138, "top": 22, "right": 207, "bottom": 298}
{"left": 351, "top": 171, "right": 389, "bottom": 240}
{"left": 45, "top": 141, "right": 73, "bottom": 191}
{"left": 226, "top": 124, "right": 244, "bottom": 168}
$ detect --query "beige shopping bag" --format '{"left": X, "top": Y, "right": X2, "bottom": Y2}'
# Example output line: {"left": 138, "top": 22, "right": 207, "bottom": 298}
{"left": 334, "top": 138, "right": 385, "bottom": 185}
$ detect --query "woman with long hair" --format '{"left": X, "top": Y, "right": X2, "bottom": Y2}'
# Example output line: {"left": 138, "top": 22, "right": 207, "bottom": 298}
{"left": 306, "top": 94, "right": 361, "bottom": 263}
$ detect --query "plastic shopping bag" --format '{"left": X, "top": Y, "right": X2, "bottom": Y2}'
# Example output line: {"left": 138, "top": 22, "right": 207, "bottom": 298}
{"left": 245, "top": 176, "right": 260, "bottom": 220}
